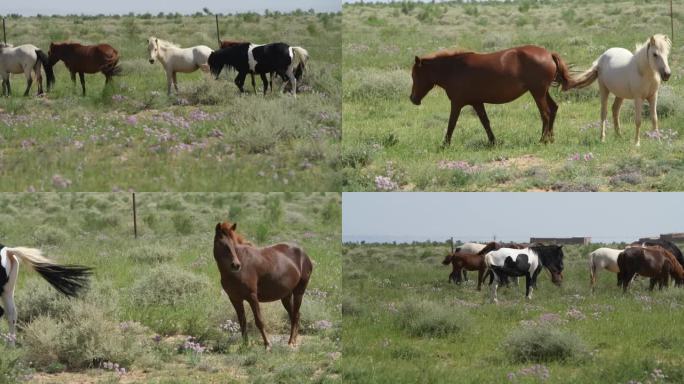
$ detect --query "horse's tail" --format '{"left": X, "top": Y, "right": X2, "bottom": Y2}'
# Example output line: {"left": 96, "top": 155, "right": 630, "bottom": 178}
{"left": 568, "top": 60, "right": 599, "bottom": 90}
{"left": 101, "top": 50, "right": 122, "bottom": 77}
{"left": 35, "top": 49, "right": 56, "bottom": 91}
{"left": 550, "top": 52, "right": 575, "bottom": 91}
{"left": 5, "top": 247, "right": 92, "bottom": 297}
{"left": 291, "top": 46, "right": 309, "bottom": 77}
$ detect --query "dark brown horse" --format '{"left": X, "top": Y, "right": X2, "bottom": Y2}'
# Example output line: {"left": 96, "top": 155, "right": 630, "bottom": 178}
{"left": 410, "top": 46, "right": 575, "bottom": 146}
{"left": 213, "top": 221, "right": 313, "bottom": 349}
{"left": 618, "top": 246, "right": 684, "bottom": 292}
{"left": 48, "top": 42, "right": 121, "bottom": 95}
{"left": 441, "top": 251, "right": 487, "bottom": 290}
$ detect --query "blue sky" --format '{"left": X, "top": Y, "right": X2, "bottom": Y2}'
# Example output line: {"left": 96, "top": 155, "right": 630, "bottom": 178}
{"left": 5, "top": 1, "right": 340, "bottom": 16}
{"left": 342, "top": 193, "right": 684, "bottom": 243}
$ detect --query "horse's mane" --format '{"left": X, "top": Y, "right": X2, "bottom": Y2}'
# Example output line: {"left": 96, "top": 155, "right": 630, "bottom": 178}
{"left": 420, "top": 49, "right": 474, "bottom": 61}
{"left": 151, "top": 37, "right": 180, "bottom": 49}
{"left": 529, "top": 244, "right": 562, "bottom": 263}
{"left": 635, "top": 34, "right": 671, "bottom": 56}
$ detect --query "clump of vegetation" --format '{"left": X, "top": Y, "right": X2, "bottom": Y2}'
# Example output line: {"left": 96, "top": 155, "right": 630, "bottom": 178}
{"left": 129, "top": 265, "right": 210, "bottom": 307}
{"left": 395, "top": 300, "right": 471, "bottom": 337}
{"left": 502, "top": 327, "right": 589, "bottom": 363}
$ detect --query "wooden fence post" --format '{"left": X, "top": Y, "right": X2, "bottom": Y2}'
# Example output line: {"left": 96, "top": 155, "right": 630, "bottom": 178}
{"left": 132, "top": 192, "right": 138, "bottom": 239}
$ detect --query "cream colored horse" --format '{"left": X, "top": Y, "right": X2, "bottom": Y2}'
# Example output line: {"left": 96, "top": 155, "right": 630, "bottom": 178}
{"left": 570, "top": 34, "right": 671, "bottom": 146}
{"left": 147, "top": 37, "right": 213, "bottom": 95}
{"left": 0, "top": 43, "right": 55, "bottom": 96}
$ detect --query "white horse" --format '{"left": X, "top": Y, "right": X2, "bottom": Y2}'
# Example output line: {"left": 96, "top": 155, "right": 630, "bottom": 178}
{"left": 588, "top": 247, "right": 622, "bottom": 291}
{"left": 0, "top": 43, "right": 55, "bottom": 96}
{"left": 147, "top": 37, "right": 213, "bottom": 95}
{"left": 0, "top": 245, "right": 91, "bottom": 344}
{"left": 570, "top": 34, "right": 672, "bottom": 146}
{"left": 455, "top": 242, "right": 486, "bottom": 254}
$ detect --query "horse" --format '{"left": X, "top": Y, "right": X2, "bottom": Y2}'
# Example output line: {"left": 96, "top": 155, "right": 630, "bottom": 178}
{"left": 589, "top": 247, "right": 623, "bottom": 291}
{"left": 0, "top": 244, "right": 91, "bottom": 344}
{"left": 207, "top": 42, "right": 308, "bottom": 97}
{"left": 410, "top": 45, "right": 575, "bottom": 146}
{"left": 617, "top": 246, "right": 684, "bottom": 292}
{"left": 48, "top": 42, "right": 121, "bottom": 96}
{"left": 147, "top": 37, "right": 213, "bottom": 95}
{"left": 0, "top": 43, "right": 55, "bottom": 96}
{"left": 213, "top": 221, "right": 313, "bottom": 349}
{"left": 442, "top": 251, "right": 487, "bottom": 290}
{"left": 567, "top": 34, "right": 671, "bottom": 146}
{"left": 484, "top": 245, "right": 564, "bottom": 303}
{"left": 442, "top": 242, "right": 485, "bottom": 282}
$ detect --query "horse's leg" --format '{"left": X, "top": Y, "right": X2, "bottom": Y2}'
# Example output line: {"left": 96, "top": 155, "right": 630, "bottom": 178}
{"left": 290, "top": 292, "right": 305, "bottom": 346}
{"left": 1, "top": 293, "right": 16, "bottom": 346}
{"left": 611, "top": 97, "right": 623, "bottom": 137}
{"left": 525, "top": 274, "right": 533, "bottom": 300}
{"left": 78, "top": 72, "right": 86, "bottom": 96}
{"left": 472, "top": 103, "right": 496, "bottom": 144}
{"left": 647, "top": 93, "right": 659, "bottom": 137}
{"left": 228, "top": 296, "right": 248, "bottom": 343}
{"left": 531, "top": 90, "right": 552, "bottom": 143}
{"left": 443, "top": 102, "right": 463, "bottom": 147}
{"left": 287, "top": 70, "right": 297, "bottom": 98}
{"left": 490, "top": 272, "right": 500, "bottom": 304}
{"left": 234, "top": 72, "right": 247, "bottom": 93}
{"left": 259, "top": 73, "right": 268, "bottom": 95}
{"left": 5, "top": 78, "right": 10, "bottom": 96}
{"left": 269, "top": 72, "right": 274, "bottom": 93}
{"left": 545, "top": 93, "right": 558, "bottom": 142}
{"left": 280, "top": 294, "right": 296, "bottom": 345}
{"left": 35, "top": 62, "right": 44, "bottom": 95}
{"left": 477, "top": 269, "right": 483, "bottom": 291}
{"left": 247, "top": 295, "right": 270, "bottom": 349}
{"left": 23, "top": 68, "right": 33, "bottom": 96}
{"left": 165, "top": 70, "right": 173, "bottom": 95}
{"left": 70, "top": 71, "right": 76, "bottom": 93}
{"left": 649, "top": 278, "right": 656, "bottom": 291}
{"left": 634, "top": 98, "right": 643, "bottom": 146}
{"left": 599, "top": 83, "right": 609, "bottom": 142}
{"left": 250, "top": 73, "right": 256, "bottom": 94}
{"left": 172, "top": 72, "right": 178, "bottom": 93}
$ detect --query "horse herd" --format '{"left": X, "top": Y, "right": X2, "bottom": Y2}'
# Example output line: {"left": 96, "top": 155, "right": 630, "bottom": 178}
{"left": 411, "top": 34, "right": 672, "bottom": 146}
{"left": 442, "top": 238, "right": 684, "bottom": 303}
{"left": 0, "top": 220, "right": 312, "bottom": 350}
{"left": 0, "top": 37, "right": 309, "bottom": 97}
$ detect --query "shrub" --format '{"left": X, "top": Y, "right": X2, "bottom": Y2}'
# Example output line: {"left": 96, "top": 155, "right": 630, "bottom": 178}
{"left": 126, "top": 242, "right": 176, "bottom": 263}
{"left": 321, "top": 198, "right": 341, "bottom": 224}
{"left": 344, "top": 69, "right": 411, "bottom": 102}
{"left": 32, "top": 224, "right": 68, "bottom": 246}
{"left": 502, "top": 327, "right": 589, "bottom": 363}
{"left": 395, "top": 300, "right": 471, "bottom": 337}
{"left": 172, "top": 213, "right": 194, "bottom": 235}
{"left": 129, "top": 265, "right": 210, "bottom": 307}
{"left": 14, "top": 279, "right": 73, "bottom": 323}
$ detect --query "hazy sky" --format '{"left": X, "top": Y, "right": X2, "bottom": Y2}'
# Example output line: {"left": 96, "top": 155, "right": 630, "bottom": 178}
{"left": 4, "top": 1, "right": 340, "bottom": 16}
{"left": 343, "top": 193, "right": 684, "bottom": 243}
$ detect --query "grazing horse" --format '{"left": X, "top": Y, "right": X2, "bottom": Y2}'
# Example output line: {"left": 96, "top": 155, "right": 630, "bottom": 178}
{"left": 568, "top": 34, "right": 671, "bottom": 146}
{"left": 589, "top": 247, "right": 623, "bottom": 291}
{"left": 0, "top": 43, "right": 55, "bottom": 96}
{"left": 147, "top": 37, "right": 213, "bottom": 95}
{"left": 442, "top": 242, "right": 485, "bottom": 282}
{"left": 442, "top": 251, "right": 487, "bottom": 290}
{"left": 0, "top": 244, "right": 91, "bottom": 344}
{"left": 484, "top": 245, "right": 564, "bottom": 303}
{"left": 410, "top": 46, "right": 575, "bottom": 146}
{"left": 207, "top": 42, "right": 308, "bottom": 97}
{"left": 48, "top": 42, "right": 121, "bottom": 96}
{"left": 213, "top": 221, "right": 313, "bottom": 349}
{"left": 617, "top": 246, "right": 684, "bottom": 292}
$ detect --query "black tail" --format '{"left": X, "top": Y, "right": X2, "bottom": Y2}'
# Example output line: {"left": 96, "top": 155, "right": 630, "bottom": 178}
{"left": 35, "top": 50, "right": 55, "bottom": 91}
{"left": 33, "top": 263, "right": 92, "bottom": 297}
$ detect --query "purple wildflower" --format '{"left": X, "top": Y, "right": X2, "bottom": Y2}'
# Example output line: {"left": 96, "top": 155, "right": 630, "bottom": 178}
{"left": 111, "top": 94, "right": 126, "bottom": 102}
{"left": 219, "top": 320, "right": 240, "bottom": 334}
{"left": 126, "top": 115, "right": 138, "bottom": 125}
{"left": 375, "top": 175, "right": 398, "bottom": 191}
{"left": 437, "top": 160, "right": 479, "bottom": 173}
{"left": 51, "top": 174, "right": 72, "bottom": 189}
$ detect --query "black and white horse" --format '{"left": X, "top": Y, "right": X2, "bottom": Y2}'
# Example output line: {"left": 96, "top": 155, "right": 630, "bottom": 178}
{"left": 0, "top": 244, "right": 91, "bottom": 344}
{"left": 207, "top": 42, "right": 308, "bottom": 97}
{"left": 484, "top": 245, "right": 564, "bottom": 303}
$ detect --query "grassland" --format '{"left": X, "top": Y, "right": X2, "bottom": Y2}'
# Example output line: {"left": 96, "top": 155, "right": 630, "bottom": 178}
{"left": 342, "top": 0, "right": 684, "bottom": 191}
{"left": 343, "top": 242, "right": 684, "bottom": 383}
{"left": 0, "top": 11, "right": 341, "bottom": 191}
{"left": 0, "top": 192, "right": 341, "bottom": 383}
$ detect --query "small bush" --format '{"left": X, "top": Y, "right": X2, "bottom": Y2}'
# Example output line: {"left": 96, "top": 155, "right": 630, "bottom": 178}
{"left": 14, "top": 279, "right": 73, "bottom": 323}
{"left": 321, "top": 198, "right": 341, "bottom": 224}
{"left": 172, "top": 213, "right": 194, "bottom": 235}
{"left": 395, "top": 300, "right": 471, "bottom": 337}
{"left": 32, "top": 224, "right": 68, "bottom": 246}
{"left": 502, "top": 327, "right": 589, "bottom": 363}
{"left": 129, "top": 265, "right": 210, "bottom": 307}
{"left": 127, "top": 242, "right": 175, "bottom": 264}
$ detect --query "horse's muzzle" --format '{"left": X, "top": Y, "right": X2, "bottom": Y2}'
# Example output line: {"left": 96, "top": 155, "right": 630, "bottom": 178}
{"left": 231, "top": 262, "right": 241, "bottom": 271}
{"left": 149, "top": 59, "right": 155, "bottom": 64}
{"left": 410, "top": 95, "right": 421, "bottom": 105}
{"left": 662, "top": 71, "right": 671, "bottom": 81}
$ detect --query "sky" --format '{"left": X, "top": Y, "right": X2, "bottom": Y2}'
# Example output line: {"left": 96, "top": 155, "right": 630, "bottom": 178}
{"left": 342, "top": 193, "right": 684, "bottom": 243}
{"left": 4, "top": 1, "right": 340, "bottom": 16}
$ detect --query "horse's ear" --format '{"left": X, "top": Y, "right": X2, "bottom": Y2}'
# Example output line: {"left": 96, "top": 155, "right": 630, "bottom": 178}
{"left": 230, "top": 222, "right": 237, "bottom": 231}
{"left": 215, "top": 223, "right": 222, "bottom": 233}
{"left": 414, "top": 56, "right": 421, "bottom": 66}
{"left": 650, "top": 35, "right": 656, "bottom": 46}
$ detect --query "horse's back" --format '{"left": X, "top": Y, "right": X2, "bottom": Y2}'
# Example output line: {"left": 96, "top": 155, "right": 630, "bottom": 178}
{"left": 270, "top": 243, "right": 312, "bottom": 278}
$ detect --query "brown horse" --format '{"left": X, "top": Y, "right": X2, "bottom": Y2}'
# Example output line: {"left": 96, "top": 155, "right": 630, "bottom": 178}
{"left": 213, "top": 221, "right": 313, "bottom": 349}
{"left": 48, "top": 42, "right": 121, "bottom": 95}
{"left": 618, "top": 246, "right": 684, "bottom": 292}
{"left": 410, "top": 46, "right": 575, "bottom": 146}
{"left": 441, "top": 251, "right": 487, "bottom": 290}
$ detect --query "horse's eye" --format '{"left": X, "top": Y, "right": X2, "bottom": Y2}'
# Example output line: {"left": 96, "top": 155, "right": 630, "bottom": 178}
{"left": 653, "top": 53, "right": 658, "bottom": 57}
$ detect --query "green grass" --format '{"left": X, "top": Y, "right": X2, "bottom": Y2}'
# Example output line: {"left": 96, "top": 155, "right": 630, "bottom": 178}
{"left": 0, "top": 12, "right": 341, "bottom": 191}
{"left": 0, "top": 192, "right": 341, "bottom": 383}
{"left": 343, "top": 242, "right": 684, "bottom": 383}
{"left": 342, "top": 0, "right": 684, "bottom": 191}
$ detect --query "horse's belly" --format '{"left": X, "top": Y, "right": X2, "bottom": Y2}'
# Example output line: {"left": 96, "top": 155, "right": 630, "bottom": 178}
{"left": 257, "top": 274, "right": 300, "bottom": 302}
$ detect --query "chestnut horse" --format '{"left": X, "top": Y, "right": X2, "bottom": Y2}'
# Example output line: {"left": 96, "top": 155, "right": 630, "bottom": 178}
{"left": 213, "top": 221, "right": 313, "bottom": 349}
{"left": 442, "top": 251, "right": 487, "bottom": 290}
{"left": 617, "top": 246, "right": 684, "bottom": 292}
{"left": 48, "top": 42, "right": 121, "bottom": 96}
{"left": 410, "top": 46, "right": 575, "bottom": 146}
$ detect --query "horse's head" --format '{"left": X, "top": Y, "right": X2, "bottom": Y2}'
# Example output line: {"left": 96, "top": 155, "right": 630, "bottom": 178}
{"left": 410, "top": 56, "right": 435, "bottom": 105}
{"left": 147, "top": 37, "right": 159, "bottom": 64}
{"left": 214, "top": 221, "right": 242, "bottom": 271}
{"left": 647, "top": 34, "right": 672, "bottom": 81}
{"left": 47, "top": 43, "right": 63, "bottom": 65}
{"left": 207, "top": 51, "right": 223, "bottom": 79}
{"left": 537, "top": 245, "right": 564, "bottom": 286}
{"left": 442, "top": 253, "right": 454, "bottom": 265}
